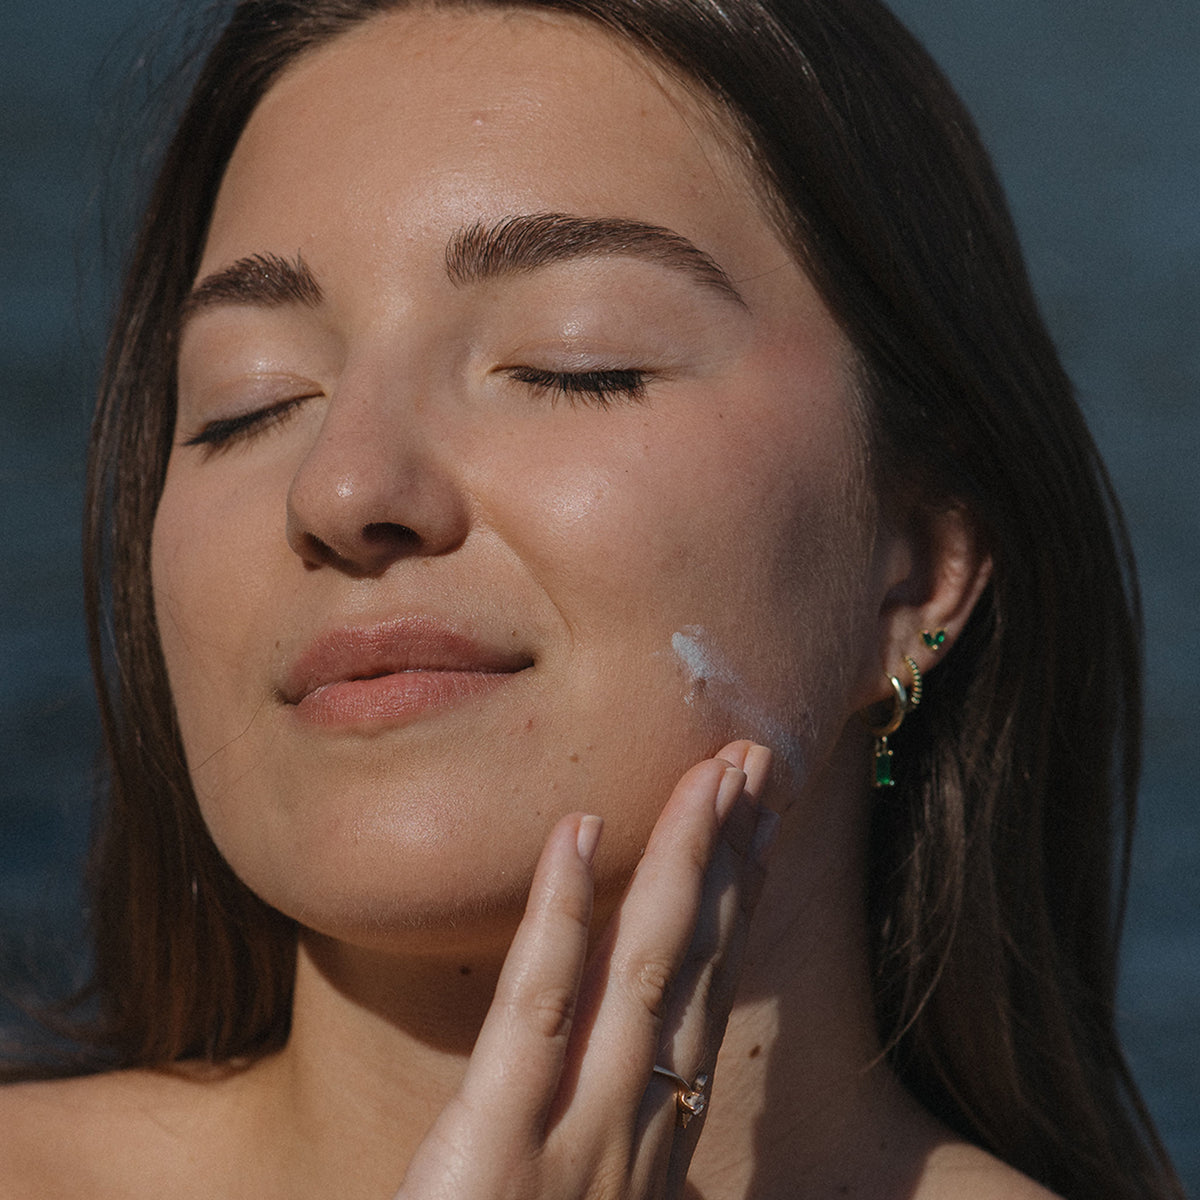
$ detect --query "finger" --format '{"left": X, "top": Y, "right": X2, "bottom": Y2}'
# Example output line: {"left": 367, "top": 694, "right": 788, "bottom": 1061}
{"left": 627, "top": 745, "right": 775, "bottom": 1052}
{"left": 662, "top": 744, "right": 776, "bottom": 994}
{"left": 711, "top": 739, "right": 772, "bottom": 804}
{"left": 569, "top": 757, "right": 747, "bottom": 1122}
{"left": 634, "top": 756, "right": 778, "bottom": 1196}
{"left": 656, "top": 799, "right": 778, "bottom": 1079}
{"left": 453, "top": 812, "right": 602, "bottom": 1147}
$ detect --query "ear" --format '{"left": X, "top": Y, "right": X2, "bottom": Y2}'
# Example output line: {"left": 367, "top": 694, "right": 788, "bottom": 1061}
{"left": 860, "top": 503, "right": 992, "bottom": 706}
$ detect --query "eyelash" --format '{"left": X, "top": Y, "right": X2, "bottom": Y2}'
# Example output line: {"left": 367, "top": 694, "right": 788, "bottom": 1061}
{"left": 182, "top": 395, "right": 309, "bottom": 453}
{"left": 181, "top": 367, "right": 648, "bottom": 453}
{"left": 507, "top": 366, "right": 649, "bottom": 407}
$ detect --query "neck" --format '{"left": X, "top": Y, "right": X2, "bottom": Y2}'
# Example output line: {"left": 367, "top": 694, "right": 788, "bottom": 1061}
{"left": 686, "top": 739, "right": 943, "bottom": 1199}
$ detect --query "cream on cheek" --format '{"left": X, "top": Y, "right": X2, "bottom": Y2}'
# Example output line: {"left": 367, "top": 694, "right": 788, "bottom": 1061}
{"left": 669, "top": 625, "right": 811, "bottom": 785}
{"left": 661, "top": 413, "right": 871, "bottom": 799}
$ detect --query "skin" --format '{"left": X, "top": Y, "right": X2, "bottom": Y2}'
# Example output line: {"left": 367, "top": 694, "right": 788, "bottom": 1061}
{"left": 0, "top": 9, "right": 1045, "bottom": 1199}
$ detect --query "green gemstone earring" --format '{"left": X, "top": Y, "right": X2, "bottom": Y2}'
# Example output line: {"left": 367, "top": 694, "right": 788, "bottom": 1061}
{"left": 865, "top": 656, "right": 923, "bottom": 789}
{"left": 921, "top": 628, "right": 947, "bottom": 650}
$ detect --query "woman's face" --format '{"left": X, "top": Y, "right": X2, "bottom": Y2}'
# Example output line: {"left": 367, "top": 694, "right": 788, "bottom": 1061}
{"left": 153, "top": 7, "right": 888, "bottom": 951}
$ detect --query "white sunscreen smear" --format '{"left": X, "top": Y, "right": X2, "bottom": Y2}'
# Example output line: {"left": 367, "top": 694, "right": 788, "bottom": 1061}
{"left": 670, "top": 626, "right": 808, "bottom": 779}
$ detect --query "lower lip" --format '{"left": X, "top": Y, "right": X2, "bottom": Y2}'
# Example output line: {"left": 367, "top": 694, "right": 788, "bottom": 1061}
{"left": 291, "top": 670, "right": 519, "bottom": 728}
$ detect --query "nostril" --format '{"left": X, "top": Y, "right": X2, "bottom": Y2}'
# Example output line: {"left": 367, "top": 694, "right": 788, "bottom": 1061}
{"left": 296, "top": 524, "right": 418, "bottom": 575}
{"left": 296, "top": 532, "right": 348, "bottom": 570}
{"left": 361, "top": 522, "right": 420, "bottom": 550}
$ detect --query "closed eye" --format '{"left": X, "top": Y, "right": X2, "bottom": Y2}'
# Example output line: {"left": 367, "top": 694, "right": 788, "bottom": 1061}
{"left": 181, "top": 394, "right": 313, "bottom": 455}
{"left": 506, "top": 366, "right": 649, "bottom": 407}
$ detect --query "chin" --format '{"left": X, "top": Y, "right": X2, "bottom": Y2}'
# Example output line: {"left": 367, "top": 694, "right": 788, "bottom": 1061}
{"left": 196, "top": 756, "right": 654, "bottom": 956}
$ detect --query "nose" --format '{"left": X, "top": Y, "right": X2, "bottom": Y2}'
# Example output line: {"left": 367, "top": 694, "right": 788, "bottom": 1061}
{"left": 285, "top": 381, "right": 471, "bottom": 576}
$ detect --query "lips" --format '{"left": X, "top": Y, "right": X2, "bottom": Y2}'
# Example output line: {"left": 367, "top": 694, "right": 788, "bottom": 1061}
{"left": 279, "top": 616, "right": 534, "bottom": 727}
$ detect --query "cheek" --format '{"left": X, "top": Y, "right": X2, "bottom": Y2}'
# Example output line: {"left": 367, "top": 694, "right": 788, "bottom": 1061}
{"left": 150, "top": 461, "right": 286, "bottom": 756}
{"left": 478, "top": 394, "right": 873, "bottom": 781}
{"left": 490, "top": 378, "right": 868, "bottom": 608}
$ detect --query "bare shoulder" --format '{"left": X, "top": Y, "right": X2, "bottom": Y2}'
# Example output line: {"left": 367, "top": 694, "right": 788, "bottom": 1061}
{"left": 916, "top": 1140, "right": 1060, "bottom": 1200}
{"left": 0, "top": 1064, "right": 251, "bottom": 1199}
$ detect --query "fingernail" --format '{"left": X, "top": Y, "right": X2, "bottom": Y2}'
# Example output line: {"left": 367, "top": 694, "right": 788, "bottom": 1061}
{"left": 751, "top": 809, "right": 781, "bottom": 863}
{"left": 714, "top": 766, "right": 747, "bottom": 822}
{"left": 577, "top": 815, "right": 603, "bottom": 865}
{"left": 743, "top": 744, "right": 773, "bottom": 799}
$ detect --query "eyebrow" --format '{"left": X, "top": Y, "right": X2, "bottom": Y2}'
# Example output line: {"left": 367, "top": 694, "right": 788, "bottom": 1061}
{"left": 180, "top": 213, "right": 746, "bottom": 323}
{"left": 445, "top": 212, "right": 747, "bottom": 307}
{"left": 181, "top": 252, "right": 323, "bottom": 321}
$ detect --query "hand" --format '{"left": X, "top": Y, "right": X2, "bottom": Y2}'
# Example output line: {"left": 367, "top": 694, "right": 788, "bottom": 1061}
{"left": 394, "top": 740, "right": 778, "bottom": 1200}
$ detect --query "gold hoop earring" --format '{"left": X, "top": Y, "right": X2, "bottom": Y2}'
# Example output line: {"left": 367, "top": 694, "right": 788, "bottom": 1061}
{"left": 902, "top": 654, "right": 923, "bottom": 709}
{"left": 866, "top": 656, "right": 922, "bottom": 788}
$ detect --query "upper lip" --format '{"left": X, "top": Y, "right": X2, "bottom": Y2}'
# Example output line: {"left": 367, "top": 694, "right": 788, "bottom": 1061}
{"left": 278, "top": 616, "right": 534, "bottom": 705}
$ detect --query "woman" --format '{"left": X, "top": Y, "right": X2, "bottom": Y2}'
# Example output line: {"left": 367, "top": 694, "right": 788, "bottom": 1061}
{"left": 0, "top": 0, "right": 1183, "bottom": 1197}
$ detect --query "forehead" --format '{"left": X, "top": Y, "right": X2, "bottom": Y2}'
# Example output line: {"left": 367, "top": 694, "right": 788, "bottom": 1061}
{"left": 202, "top": 5, "right": 792, "bottom": 285}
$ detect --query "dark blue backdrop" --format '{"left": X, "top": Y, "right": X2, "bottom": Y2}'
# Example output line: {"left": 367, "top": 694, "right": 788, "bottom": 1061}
{"left": 2, "top": 0, "right": 1196, "bottom": 1185}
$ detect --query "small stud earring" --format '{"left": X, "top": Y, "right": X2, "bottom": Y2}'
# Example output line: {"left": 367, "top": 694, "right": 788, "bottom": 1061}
{"left": 921, "top": 629, "right": 947, "bottom": 650}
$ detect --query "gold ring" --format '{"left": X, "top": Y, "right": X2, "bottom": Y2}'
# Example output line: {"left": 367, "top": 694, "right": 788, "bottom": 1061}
{"left": 651, "top": 1064, "right": 710, "bottom": 1127}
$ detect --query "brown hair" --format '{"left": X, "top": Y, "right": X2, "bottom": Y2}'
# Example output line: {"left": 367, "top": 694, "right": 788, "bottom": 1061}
{"left": 64, "top": 1, "right": 1181, "bottom": 1196}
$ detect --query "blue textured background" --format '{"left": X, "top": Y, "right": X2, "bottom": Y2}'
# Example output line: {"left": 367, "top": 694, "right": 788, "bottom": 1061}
{"left": 2, "top": 0, "right": 1196, "bottom": 1186}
